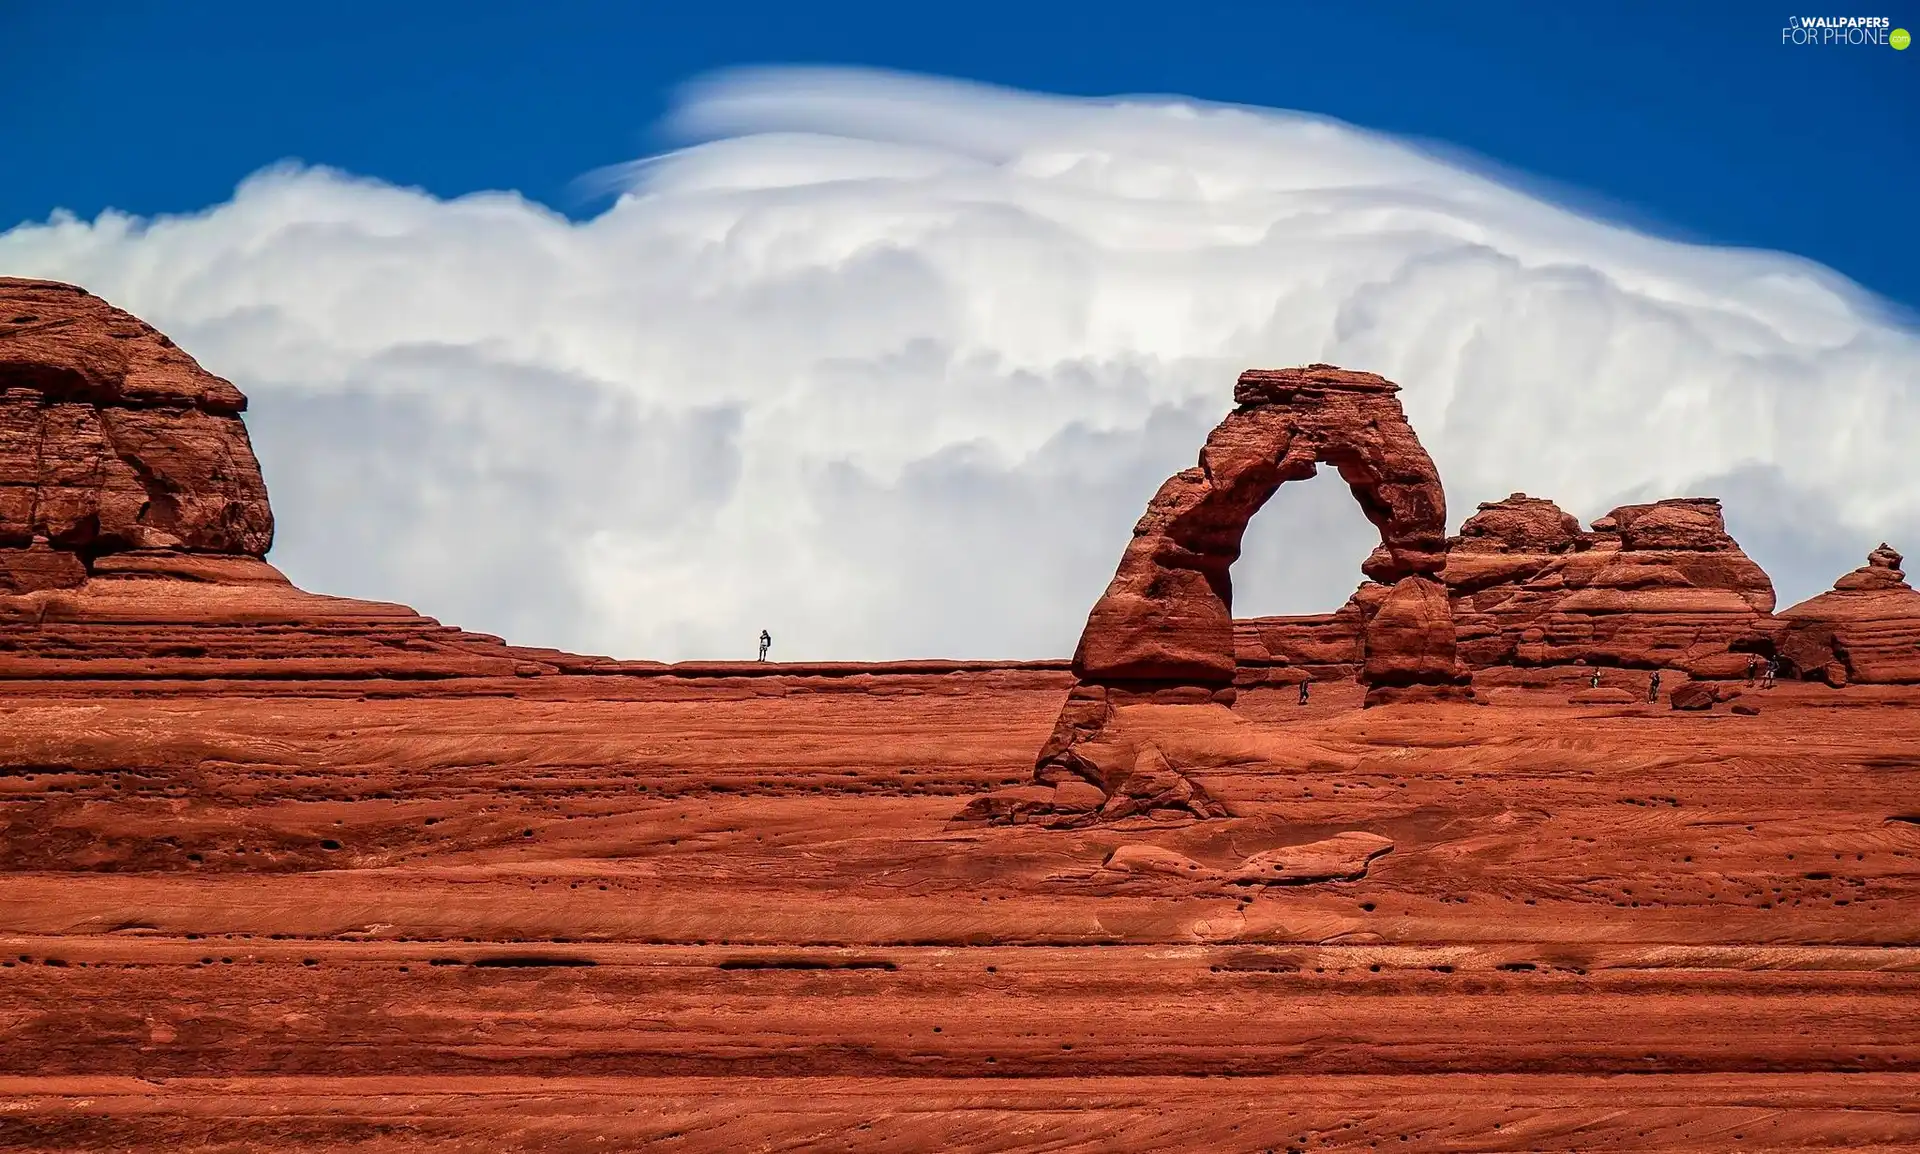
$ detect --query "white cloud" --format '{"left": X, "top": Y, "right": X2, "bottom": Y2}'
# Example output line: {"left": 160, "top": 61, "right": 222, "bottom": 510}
{"left": 3, "top": 67, "right": 1915, "bottom": 660}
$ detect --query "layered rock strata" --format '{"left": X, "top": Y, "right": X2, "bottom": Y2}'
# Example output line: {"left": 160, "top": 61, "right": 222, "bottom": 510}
{"left": 1010, "top": 366, "right": 1470, "bottom": 827}
{"left": 1777, "top": 545, "right": 1920, "bottom": 685}
{"left": 1445, "top": 493, "right": 1775, "bottom": 678}
{"left": 1238, "top": 493, "right": 1779, "bottom": 685}
{"left": 0, "top": 279, "right": 274, "bottom": 594}
{"left": 4, "top": 286, "right": 1920, "bottom": 1147}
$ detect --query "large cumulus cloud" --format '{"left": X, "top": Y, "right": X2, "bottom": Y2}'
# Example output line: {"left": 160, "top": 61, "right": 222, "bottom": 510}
{"left": 2, "top": 68, "right": 1914, "bottom": 660}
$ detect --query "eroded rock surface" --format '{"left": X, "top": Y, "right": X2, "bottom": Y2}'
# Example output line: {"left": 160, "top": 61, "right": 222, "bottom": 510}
{"left": 1240, "top": 493, "right": 1780, "bottom": 685}
{"left": 1025, "top": 366, "right": 1469, "bottom": 823}
{"left": 2, "top": 294, "right": 1919, "bottom": 1149}
{"left": 1446, "top": 494, "right": 1774, "bottom": 678}
{"left": 0, "top": 279, "right": 273, "bottom": 592}
{"left": 1778, "top": 545, "right": 1920, "bottom": 684}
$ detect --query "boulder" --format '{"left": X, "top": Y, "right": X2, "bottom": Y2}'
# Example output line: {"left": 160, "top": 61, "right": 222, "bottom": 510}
{"left": 1671, "top": 682, "right": 1740, "bottom": 712}
{"left": 1227, "top": 832, "right": 1394, "bottom": 885}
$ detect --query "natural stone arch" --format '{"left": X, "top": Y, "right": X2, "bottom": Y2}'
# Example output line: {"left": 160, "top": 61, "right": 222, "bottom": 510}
{"left": 968, "top": 366, "right": 1469, "bottom": 828}
{"left": 1072, "top": 366, "right": 1457, "bottom": 694}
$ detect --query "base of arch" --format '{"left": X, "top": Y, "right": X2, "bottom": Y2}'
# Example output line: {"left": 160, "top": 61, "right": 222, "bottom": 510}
{"left": 1363, "top": 681, "right": 1478, "bottom": 707}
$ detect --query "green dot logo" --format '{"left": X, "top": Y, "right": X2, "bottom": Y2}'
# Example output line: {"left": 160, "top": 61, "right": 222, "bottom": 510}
{"left": 1894, "top": 27, "right": 1912, "bottom": 49}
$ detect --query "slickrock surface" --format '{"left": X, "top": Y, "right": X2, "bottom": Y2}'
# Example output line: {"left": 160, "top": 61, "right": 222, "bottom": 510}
{"left": 3, "top": 291, "right": 1920, "bottom": 1151}
{"left": 3, "top": 663, "right": 1920, "bottom": 1150}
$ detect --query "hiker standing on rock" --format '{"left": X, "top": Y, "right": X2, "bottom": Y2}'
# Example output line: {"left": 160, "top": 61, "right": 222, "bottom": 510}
{"left": 1298, "top": 677, "right": 1311, "bottom": 706}
{"left": 1648, "top": 671, "right": 1661, "bottom": 703}
{"left": 1747, "top": 655, "right": 1760, "bottom": 685}
{"left": 1589, "top": 667, "right": 1602, "bottom": 691}
{"left": 757, "top": 629, "right": 771, "bottom": 662}
{"left": 1763, "top": 656, "right": 1778, "bottom": 689}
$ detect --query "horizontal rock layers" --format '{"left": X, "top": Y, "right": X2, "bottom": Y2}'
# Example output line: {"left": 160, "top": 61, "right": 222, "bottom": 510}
{"left": 0, "top": 279, "right": 273, "bottom": 595}
{"left": 4, "top": 286, "right": 1920, "bottom": 1148}
{"left": 1446, "top": 493, "right": 1776, "bottom": 678}
{"left": 1777, "top": 544, "right": 1920, "bottom": 685}
{"left": 1013, "top": 366, "right": 1470, "bottom": 826}
{"left": 1240, "top": 492, "right": 1789, "bottom": 685}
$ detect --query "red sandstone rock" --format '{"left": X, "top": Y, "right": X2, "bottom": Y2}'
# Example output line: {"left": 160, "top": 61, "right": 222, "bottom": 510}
{"left": 1243, "top": 492, "right": 1779, "bottom": 682}
{"left": 1670, "top": 681, "right": 1740, "bottom": 711}
{"left": 1446, "top": 494, "right": 1774, "bottom": 676}
{"left": 0, "top": 279, "right": 272, "bottom": 590}
{"left": 1233, "top": 601, "right": 1363, "bottom": 686}
{"left": 1358, "top": 574, "right": 1467, "bottom": 705}
{"left": 3, "top": 298, "right": 1919, "bottom": 1148}
{"left": 1453, "top": 492, "right": 1580, "bottom": 554}
{"left": 1071, "top": 367, "right": 1454, "bottom": 695}
{"left": 1568, "top": 686, "right": 1639, "bottom": 705}
{"left": 1777, "top": 545, "right": 1920, "bottom": 684}
{"left": 1044, "top": 366, "right": 1467, "bottom": 813}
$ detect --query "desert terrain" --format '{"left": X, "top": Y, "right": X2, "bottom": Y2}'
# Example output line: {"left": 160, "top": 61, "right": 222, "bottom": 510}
{"left": 2, "top": 279, "right": 1918, "bottom": 1151}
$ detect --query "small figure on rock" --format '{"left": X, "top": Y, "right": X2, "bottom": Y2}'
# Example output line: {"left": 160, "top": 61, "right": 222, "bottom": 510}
{"left": 1763, "top": 655, "right": 1778, "bottom": 689}
{"left": 757, "top": 629, "right": 771, "bottom": 662}
{"left": 1589, "top": 666, "right": 1602, "bottom": 690}
{"left": 1747, "top": 654, "right": 1760, "bottom": 686}
{"left": 1298, "top": 677, "right": 1311, "bottom": 706}
{"left": 1647, "top": 671, "right": 1661, "bottom": 703}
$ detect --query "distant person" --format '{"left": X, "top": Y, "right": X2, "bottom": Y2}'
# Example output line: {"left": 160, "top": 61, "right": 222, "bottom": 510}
{"left": 1763, "top": 656, "right": 1778, "bottom": 689}
{"left": 1298, "top": 677, "right": 1311, "bottom": 706}
{"left": 1746, "top": 655, "right": 1761, "bottom": 686}
{"left": 1647, "top": 671, "right": 1661, "bottom": 703}
{"left": 1589, "top": 667, "right": 1602, "bottom": 691}
{"left": 757, "top": 629, "right": 771, "bottom": 662}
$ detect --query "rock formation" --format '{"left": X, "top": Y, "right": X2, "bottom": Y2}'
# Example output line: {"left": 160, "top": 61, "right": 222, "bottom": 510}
{"left": 1239, "top": 492, "right": 1779, "bottom": 685}
{"left": 0, "top": 279, "right": 274, "bottom": 594}
{"left": 1445, "top": 493, "right": 1775, "bottom": 678}
{"left": 3, "top": 284, "right": 1919, "bottom": 1149}
{"left": 1777, "top": 544, "right": 1920, "bottom": 684}
{"left": 1069, "top": 365, "right": 1459, "bottom": 700}
{"left": 1011, "top": 366, "right": 1469, "bottom": 827}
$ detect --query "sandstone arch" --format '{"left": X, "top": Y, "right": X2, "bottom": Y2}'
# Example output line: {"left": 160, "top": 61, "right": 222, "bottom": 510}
{"left": 1012, "top": 366, "right": 1469, "bottom": 824}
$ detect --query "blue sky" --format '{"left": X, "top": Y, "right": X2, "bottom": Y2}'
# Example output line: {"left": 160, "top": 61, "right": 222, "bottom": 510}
{"left": 5, "top": 0, "right": 1917, "bottom": 309}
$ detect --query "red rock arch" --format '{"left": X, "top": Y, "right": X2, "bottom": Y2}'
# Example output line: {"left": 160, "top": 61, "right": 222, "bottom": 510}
{"left": 1022, "top": 366, "right": 1469, "bottom": 819}
{"left": 1073, "top": 366, "right": 1459, "bottom": 693}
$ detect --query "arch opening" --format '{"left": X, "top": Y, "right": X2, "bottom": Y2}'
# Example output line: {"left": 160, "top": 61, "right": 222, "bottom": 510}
{"left": 984, "top": 365, "right": 1473, "bottom": 828}
{"left": 1230, "top": 468, "right": 1381, "bottom": 621}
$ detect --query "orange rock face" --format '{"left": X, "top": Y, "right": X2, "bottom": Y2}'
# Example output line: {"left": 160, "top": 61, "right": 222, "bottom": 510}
{"left": 1242, "top": 492, "right": 1783, "bottom": 686}
{"left": 1071, "top": 367, "right": 1457, "bottom": 694}
{"left": 1023, "top": 367, "right": 1469, "bottom": 825}
{"left": 1777, "top": 544, "right": 1920, "bottom": 684}
{"left": 1447, "top": 493, "right": 1775, "bottom": 676}
{"left": 4, "top": 287, "right": 1920, "bottom": 1150}
{"left": 0, "top": 279, "right": 273, "bottom": 594}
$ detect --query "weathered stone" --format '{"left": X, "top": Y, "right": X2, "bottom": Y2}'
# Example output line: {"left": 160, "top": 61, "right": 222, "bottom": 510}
{"left": 1243, "top": 493, "right": 1777, "bottom": 681}
{"left": 0, "top": 279, "right": 273, "bottom": 590}
{"left": 1039, "top": 365, "right": 1467, "bottom": 809}
{"left": 1778, "top": 545, "right": 1920, "bottom": 684}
